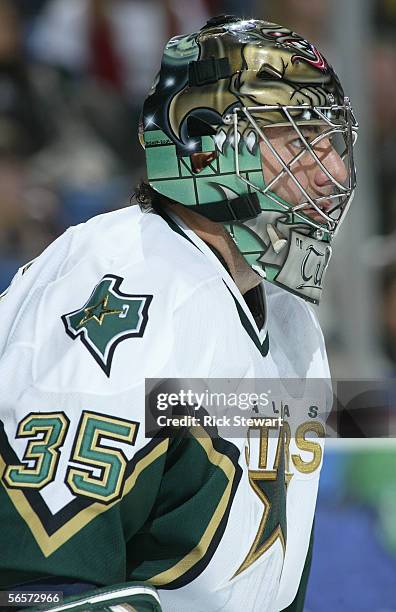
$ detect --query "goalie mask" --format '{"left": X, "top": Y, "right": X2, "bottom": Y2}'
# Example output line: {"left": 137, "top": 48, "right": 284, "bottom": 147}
{"left": 139, "top": 15, "right": 358, "bottom": 304}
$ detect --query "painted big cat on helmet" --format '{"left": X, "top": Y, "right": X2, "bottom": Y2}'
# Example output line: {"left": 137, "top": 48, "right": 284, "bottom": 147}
{"left": 140, "top": 15, "right": 358, "bottom": 304}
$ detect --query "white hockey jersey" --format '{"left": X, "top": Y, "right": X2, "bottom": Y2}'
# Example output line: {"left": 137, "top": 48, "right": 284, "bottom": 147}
{"left": 0, "top": 205, "right": 330, "bottom": 611}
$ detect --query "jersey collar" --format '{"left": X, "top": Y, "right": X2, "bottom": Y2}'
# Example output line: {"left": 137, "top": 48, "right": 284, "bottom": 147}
{"left": 162, "top": 209, "right": 269, "bottom": 345}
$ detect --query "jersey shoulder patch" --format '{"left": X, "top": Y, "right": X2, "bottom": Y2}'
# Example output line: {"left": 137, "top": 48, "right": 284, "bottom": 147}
{"left": 62, "top": 274, "right": 152, "bottom": 376}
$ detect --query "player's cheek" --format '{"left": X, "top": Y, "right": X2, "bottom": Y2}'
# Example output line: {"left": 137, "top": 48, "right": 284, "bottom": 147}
{"left": 284, "top": 176, "right": 303, "bottom": 205}
{"left": 260, "top": 141, "right": 284, "bottom": 184}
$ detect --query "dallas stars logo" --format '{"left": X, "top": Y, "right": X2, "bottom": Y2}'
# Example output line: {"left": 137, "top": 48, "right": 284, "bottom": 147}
{"left": 233, "top": 428, "right": 290, "bottom": 577}
{"left": 62, "top": 275, "right": 152, "bottom": 376}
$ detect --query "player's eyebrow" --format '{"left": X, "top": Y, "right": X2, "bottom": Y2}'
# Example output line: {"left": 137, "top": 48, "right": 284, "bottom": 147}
{"left": 299, "top": 126, "right": 322, "bottom": 137}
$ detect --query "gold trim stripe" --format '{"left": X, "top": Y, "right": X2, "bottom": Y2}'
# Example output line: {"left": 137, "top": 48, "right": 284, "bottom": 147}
{"left": 149, "top": 426, "right": 237, "bottom": 586}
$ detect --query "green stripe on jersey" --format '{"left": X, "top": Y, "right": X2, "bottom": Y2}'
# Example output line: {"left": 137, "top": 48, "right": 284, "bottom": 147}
{"left": 126, "top": 426, "right": 241, "bottom": 589}
{"left": 225, "top": 285, "right": 269, "bottom": 357}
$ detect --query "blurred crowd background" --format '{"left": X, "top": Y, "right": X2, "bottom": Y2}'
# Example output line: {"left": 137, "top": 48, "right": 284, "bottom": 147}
{"left": 0, "top": 0, "right": 395, "bottom": 609}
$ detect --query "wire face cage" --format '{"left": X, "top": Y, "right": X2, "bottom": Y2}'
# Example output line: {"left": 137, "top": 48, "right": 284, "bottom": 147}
{"left": 228, "top": 99, "right": 358, "bottom": 236}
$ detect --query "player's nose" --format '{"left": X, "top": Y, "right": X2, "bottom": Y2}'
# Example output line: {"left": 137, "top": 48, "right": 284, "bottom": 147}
{"left": 314, "top": 143, "right": 348, "bottom": 188}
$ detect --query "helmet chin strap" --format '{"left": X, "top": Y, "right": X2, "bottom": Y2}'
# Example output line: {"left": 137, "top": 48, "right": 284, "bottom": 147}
{"left": 189, "top": 192, "right": 261, "bottom": 223}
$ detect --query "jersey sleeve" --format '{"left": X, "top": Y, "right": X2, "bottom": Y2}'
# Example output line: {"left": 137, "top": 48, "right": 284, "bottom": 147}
{"left": 0, "top": 271, "right": 253, "bottom": 597}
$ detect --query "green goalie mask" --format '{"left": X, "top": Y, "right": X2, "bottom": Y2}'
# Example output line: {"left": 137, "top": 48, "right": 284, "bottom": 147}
{"left": 139, "top": 15, "right": 358, "bottom": 304}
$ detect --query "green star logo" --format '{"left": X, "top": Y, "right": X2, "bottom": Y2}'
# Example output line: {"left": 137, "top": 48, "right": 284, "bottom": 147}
{"left": 233, "top": 433, "right": 288, "bottom": 577}
{"left": 62, "top": 275, "right": 152, "bottom": 376}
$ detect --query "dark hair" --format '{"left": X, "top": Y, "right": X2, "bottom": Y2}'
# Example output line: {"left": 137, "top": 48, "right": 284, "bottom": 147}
{"left": 134, "top": 181, "right": 180, "bottom": 213}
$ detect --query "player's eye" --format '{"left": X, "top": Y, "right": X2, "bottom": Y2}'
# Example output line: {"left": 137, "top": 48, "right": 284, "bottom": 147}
{"left": 289, "top": 137, "right": 306, "bottom": 149}
{"left": 288, "top": 129, "right": 315, "bottom": 147}
{"left": 289, "top": 129, "right": 331, "bottom": 150}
